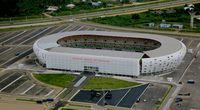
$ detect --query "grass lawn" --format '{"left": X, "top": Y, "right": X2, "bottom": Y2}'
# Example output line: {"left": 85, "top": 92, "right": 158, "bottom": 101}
{"left": 60, "top": 108, "right": 75, "bottom": 110}
{"left": 33, "top": 73, "right": 76, "bottom": 88}
{"left": 83, "top": 77, "right": 141, "bottom": 90}
{"left": 91, "top": 5, "right": 200, "bottom": 33}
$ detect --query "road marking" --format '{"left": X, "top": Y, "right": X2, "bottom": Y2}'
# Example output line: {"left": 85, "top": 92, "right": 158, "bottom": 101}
{"left": 180, "top": 38, "right": 183, "bottom": 41}
{"left": 59, "top": 24, "right": 72, "bottom": 32}
{"left": 20, "top": 84, "right": 36, "bottom": 95}
{"left": 178, "top": 58, "right": 195, "bottom": 82}
{"left": 45, "top": 89, "right": 55, "bottom": 97}
{"left": 131, "top": 84, "right": 149, "bottom": 108}
{"left": 9, "top": 29, "right": 39, "bottom": 45}
{"left": 44, "top": 26, "right": 61, "bottom": 35}
{"left": 68, "top": 25, "right": 81, "bottom": 31}
{"left": 0, "top": 32, "right": 14, "bottom": 41}
{"left": 54, "top": 88, "right": 67, "bottom": 99}
{"left": 0, "top": 73, "right": 14, "bottom": 84}
{"left": 60, "top": 24, "right": 73, "bottom": 32}
{"left": 77, "top": 26, "right": 85, "bottom": 31}
{"left": 0, "top": 75, "right": 24, "bottom": 92}
{"left": 115, "top": 88, "right": 131, "bottom": 106}
{"left": 69, "top": 89, "right": 80, "bottom": 101}
{"left": 19, "top": 27, "right": 52, "bottom": 45}
{"left": 0, "top": 47, "right": 12, "bottom": 56}
{"left": 0, "top": 48, "right": 32, "bottom": 67}
{"left": 77, "top": 26, "right": 88, "bottom": 31}
{"left": 188, "top": 40, "right": 193, "bottom": 47}
{"left": 75, "top": 25, "right": 84, "bottom": 31}
{"left": 196, "top": 42, "right": 200, "bottom": 48}
{"left": 96, "top": 91, "right": 108, "bottom": 105}
{"left": 1, "top": 31, "right": 27, "bottom": 44}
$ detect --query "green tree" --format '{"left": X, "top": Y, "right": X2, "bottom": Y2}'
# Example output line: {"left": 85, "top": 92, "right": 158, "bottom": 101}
{"left": 131, "top": 14, "right": 140, "bottom": 20}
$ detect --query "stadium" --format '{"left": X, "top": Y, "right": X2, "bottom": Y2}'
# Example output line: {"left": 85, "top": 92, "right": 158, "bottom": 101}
{"left": 33, "top": 31, "right": 186, "bottom": 77}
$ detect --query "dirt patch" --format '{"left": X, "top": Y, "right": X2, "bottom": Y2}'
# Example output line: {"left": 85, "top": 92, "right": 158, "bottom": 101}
{"left": 0, "top": 101, "right": 45, "bottom": 110}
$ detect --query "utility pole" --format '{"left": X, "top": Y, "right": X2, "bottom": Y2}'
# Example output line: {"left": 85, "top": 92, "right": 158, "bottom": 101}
{"left": 190, "top": 13, "right": 195, "bottom": 28}
{"left": 184, "top": 4, "right": 196, "bottom": 29}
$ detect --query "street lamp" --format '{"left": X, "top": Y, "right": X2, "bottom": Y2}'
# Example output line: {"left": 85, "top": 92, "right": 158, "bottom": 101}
{"left": 184, "top": 4, "right": 196, "bottom": 29}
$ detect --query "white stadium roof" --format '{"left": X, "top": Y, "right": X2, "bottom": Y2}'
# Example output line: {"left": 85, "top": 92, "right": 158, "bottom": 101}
{"left": 49, "top": 47, "right": 144, "bottom": 59}
{"left": 36, "top": 31, "right": 182, "bottom": 59}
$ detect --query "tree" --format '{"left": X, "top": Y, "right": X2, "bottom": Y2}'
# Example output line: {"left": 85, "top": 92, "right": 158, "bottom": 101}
{"left": 0, "top": 0, "right": 19, "bottom": 17}
{"left": 17, "top": 0, "right": 44, "bottom": 16}
{"left": 120, "top": 0, "right": 130, "bottom": 4}
{"left": 131, "top": 14, "right": 140, "bottom": 20}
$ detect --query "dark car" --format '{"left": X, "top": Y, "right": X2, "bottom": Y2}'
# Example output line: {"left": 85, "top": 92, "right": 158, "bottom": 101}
{"left": 105, "top": 92, "right": 112, "bottom": 99}
{"left": 187, "top": 80, "right": 195, "bottom": 84}
{"left": 175, "top": 97, "right": 183, "bottom": 103}
{"left": 46, "top": 98, "right": 54, "bottom": 102}
{"left": 36, "top": 100, "right": 43, "bottom": 104}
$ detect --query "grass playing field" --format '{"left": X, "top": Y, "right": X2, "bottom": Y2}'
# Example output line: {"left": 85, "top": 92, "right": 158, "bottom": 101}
{"left": 83, "top": 77, "right": 141, "bottom": 90}
{"left": 33, "top": 73, "right": 76, "bottom": 88}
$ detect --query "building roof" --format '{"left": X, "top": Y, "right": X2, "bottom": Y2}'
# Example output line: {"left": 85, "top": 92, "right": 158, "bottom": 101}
{"left": 35, "top": 31, "right": 183, "bottom": 59}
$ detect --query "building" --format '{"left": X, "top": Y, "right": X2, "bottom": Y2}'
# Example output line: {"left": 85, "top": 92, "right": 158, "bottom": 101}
{"left": 46, "top": 6, "right": 58, "bottom": 11}
{"left": 66, "top": 4, "right": 75, "bottom": 9}
{"left": 33, "top": 31, "right": 186, "bottom": 77}
{"left": 172, "top": 24, "right": 183, "bottom": 29}
{"left": 91, "top": 1, "right": 102, "bottom": 7}
{"left": 160, "top": 23, "right": 171, "bottom": 28}
{"left": 148, "top": 22, "right": 155, "bottom": 28}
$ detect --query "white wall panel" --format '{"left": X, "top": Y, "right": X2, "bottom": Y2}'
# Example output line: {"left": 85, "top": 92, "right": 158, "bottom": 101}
{"left": 141, "top": 41, "right": 186, "bottom": 74}
{"left": 46, "top": 52, "right": 140, "bottom": 76}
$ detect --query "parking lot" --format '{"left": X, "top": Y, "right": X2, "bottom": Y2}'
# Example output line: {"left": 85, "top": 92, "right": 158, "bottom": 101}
{"left": 160, "top": 36, "right": 200, "bottom": 110}
{"left": 170, "top": 42, "right": 200, "bottom": 110}
{"left": 134, "top": 83, "right": 169, "bottom": 110}
{"left": 71, "top": 84, "right": 149, "bottom": 108}
{"left": 0, "top": 70, "right": 56, "bottom": 98}
{"left": 0, "top": 23, "right": 106, "bottom": 68}
{"left": 1, "top": 22, "right": 200, "bottom": 110}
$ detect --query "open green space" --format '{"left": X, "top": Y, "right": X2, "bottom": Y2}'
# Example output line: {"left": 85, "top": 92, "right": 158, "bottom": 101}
{"left": 33, "top": 73, "right": 76, "bottom": 88}
{"left": 83, "top": 77, "right": 141, "bottom": 90}
{"left": 61, "top": 108, "right": 75, "bottom": 110}
{"left": 91, "top": 4, "right": 200, "bottom": 33}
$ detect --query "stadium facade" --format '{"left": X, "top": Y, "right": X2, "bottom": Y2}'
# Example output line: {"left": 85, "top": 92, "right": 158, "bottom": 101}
{"left": 33, "top": 31, "right": 186, "bottom": 76}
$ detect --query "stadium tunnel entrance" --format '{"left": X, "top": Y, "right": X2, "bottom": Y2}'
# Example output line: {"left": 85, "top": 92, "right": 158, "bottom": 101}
{"left": 83, "top": 66, "right": 99, "bottom": 75}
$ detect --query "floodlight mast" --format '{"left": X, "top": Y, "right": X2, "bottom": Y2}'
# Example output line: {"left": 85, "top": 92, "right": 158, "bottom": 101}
{"left": 184, "top": 4, "right": 196, "bottom": 28}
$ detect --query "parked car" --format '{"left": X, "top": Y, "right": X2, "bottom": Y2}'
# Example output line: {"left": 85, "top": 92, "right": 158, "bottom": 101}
{"left": 36, "top": 100, "right": 43, "bottom": 104}
{"left": 46, "top": 98, "right": 54, "bottom": 102}
{"left": 187, "top": 80, "right": 195, "bottom": 84}
{"left": 105, "top": 92, "right": 112, "bottom": 99}
{"left": 175, "top": 97, "right": 183, "bottom": 103}
{"left": 15, "top": 52, "right": 21, "bottom": 56}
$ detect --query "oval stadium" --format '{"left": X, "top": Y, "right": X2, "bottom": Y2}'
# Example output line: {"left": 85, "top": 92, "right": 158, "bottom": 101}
{"left": 33, "top": 31, "right": 186, "bottom": 77}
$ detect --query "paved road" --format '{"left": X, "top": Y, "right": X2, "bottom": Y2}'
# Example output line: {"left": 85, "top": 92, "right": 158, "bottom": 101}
{"left": 162, "top": 40, "right": 200, "bottom": 110}
{"left": 62, "top": 0, "right": 200, "bottom": 19}
{"left": 0, "top": 0, "right": 200, "bottom": 29}
{"left": 78, "top": 21, "right": 200, "bottom": 38}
